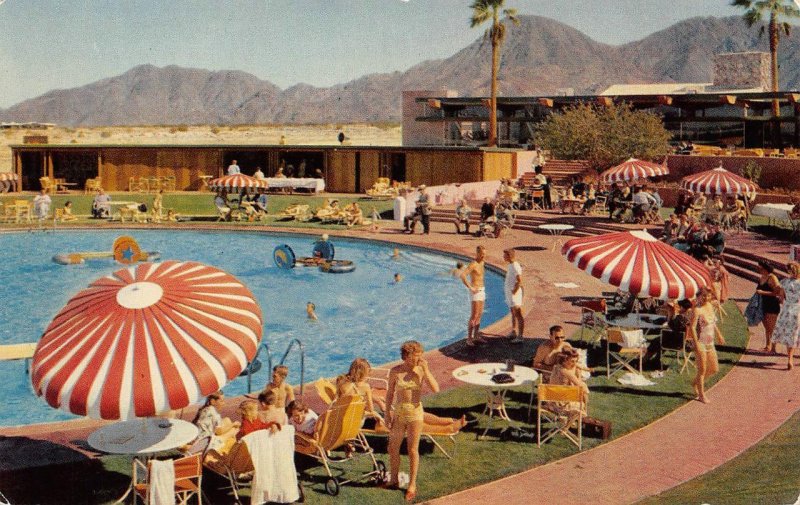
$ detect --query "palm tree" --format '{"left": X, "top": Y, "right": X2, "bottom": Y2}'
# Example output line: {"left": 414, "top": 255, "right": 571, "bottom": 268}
{"left": 731, "top": 0, "right": 800, "bottom": 119}
{"left": 470, "top": 0, "right": 518, "bottom": 147}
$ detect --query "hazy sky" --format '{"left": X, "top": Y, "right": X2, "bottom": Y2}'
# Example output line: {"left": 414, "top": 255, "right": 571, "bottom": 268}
{"left": 0, "top": 1, "right": 745, "bottom": 108}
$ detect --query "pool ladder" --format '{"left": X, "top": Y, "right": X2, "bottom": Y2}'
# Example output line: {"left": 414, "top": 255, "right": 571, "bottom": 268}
{"left": 245, "top": 338, "right": 306, "bottom": 397}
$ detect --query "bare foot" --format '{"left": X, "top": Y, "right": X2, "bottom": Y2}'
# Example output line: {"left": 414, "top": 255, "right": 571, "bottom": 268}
{"left": 788, "top": 361, "right": 794, "bottom": 371}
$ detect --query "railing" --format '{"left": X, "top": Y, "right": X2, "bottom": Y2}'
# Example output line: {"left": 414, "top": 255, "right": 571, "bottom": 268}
{"left": 245, "top": 338, "right": 306, "bottom": 397}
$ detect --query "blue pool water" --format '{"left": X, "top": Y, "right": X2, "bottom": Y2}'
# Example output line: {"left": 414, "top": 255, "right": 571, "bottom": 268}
{"left": 0, "top": 230, "right": 505, "bottom": 427}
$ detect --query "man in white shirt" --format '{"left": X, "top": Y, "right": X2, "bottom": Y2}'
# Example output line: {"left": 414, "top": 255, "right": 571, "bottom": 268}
{"left": 227, "top": 160, "right": 241, "bottom": 175}
{"left": 503, "top": 249, "right": 524, "bottom": 343}
{"left": 253, "top": 166, "right": 265, "bottom": 179}
{"left": 33, "top": 189, "right": 51, "bottom": 220}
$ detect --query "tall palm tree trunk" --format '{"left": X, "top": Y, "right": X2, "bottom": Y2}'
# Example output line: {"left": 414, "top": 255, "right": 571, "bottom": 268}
{"left": 488, "top": 23, "right": 499, "bottom": 147}
{"left": 769, "top": 13, "right": 780, "bottom": 117}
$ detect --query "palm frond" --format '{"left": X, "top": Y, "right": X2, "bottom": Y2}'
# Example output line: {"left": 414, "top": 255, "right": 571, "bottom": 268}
{"left": 731, "top": 0, "right": 753, "bottom": 7}
{"left": 782, "top": 21, "right": 791, "bottom": 36}
{"left": 743, "top": 9, "right": 763, "bottom": 26}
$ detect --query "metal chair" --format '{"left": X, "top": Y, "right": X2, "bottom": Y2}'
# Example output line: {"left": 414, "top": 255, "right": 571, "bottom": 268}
{"left": 659, "top": 327, "right": 695, "bottom": 374}
{"left": 537, "top": 384, "right": 584, "bottom": 450}
{"left": 605, "top": 328, "right": 646, "bottom": 378}
{"left": 133, "top": 453, "right": 202, "bottom": 505}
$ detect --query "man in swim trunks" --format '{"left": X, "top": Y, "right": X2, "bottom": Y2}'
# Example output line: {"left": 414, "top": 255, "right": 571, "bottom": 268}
{"left": 503, "top": 249, "right": 524, "bottom": 343}
{"left": 460, "top": 245, "right": 487, "bottom": 346}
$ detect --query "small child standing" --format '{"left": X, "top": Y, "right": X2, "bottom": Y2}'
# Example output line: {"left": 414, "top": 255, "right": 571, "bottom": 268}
{"left": 263, "top": 365, "right": 295, "bottom": 409}
{"left": 286, "top": 400, "right": 318, "bottom": 435}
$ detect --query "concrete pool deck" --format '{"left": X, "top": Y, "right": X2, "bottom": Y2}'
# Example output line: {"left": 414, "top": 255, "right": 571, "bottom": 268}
{"left": 1, "top": 213, "right": 797, "bottom": 504}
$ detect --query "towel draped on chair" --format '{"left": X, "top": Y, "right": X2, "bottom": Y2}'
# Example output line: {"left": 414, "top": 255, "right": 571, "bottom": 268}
{"left": 242, "top": 427, "right": 300, "bottom": 505}
{"left": 148, "top": 459, "right": 176, "bottom": 505}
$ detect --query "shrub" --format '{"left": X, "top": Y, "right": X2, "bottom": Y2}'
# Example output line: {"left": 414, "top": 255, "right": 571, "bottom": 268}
{"left": 100, "top": 131, "right": 112, "bottom": 138}
{"left": 210, "top": 127, "right": 220, "bottom": 134}
{"left": 740, "top": 160, "right": 762, "bottom": 185}
{"left": 536, "top": 102, "right": 671, "bottom": 171}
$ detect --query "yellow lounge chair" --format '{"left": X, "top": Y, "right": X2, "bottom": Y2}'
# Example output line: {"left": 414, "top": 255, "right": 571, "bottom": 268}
{"left": 313, "top": 376, "right": 462, "bottom": 459}
{"left": 295, "top": 395, "right": 386, "bottom": 496}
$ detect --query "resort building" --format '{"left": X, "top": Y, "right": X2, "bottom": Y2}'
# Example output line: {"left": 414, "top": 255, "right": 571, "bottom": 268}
{"left": 404, "top": 52, "right": 800, "bottom": 149}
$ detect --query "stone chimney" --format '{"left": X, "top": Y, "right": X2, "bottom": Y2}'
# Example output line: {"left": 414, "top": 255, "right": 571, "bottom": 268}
{"left": 712, "top": 52, "right": 770, "bottom": 91}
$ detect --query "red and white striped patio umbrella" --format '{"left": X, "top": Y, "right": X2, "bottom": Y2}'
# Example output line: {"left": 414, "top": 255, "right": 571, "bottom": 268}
{"left": 680, "top": 167, "right": 758, "bottom": 197}
{"left": 208, "top": 174, "right": 268, "bottom": 192}
{"left": 31, "top": 261, "right": 263, "bottom": 420}
{"left": 561, "top": 230, "right": 711, "bottom": 300}
{"left": 599, "top": 158, "right": 669, "bottom": 183}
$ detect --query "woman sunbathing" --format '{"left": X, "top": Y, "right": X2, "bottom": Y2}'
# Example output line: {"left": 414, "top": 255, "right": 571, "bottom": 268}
{"left": 336, "top": 358, "right": 466, "bottom": 432}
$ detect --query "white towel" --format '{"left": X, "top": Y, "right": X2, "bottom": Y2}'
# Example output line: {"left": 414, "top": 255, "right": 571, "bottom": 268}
{"left": 617, "top": 372, "right": 655, "bottom": 387}
{"left": 148, "top": 459, "right": 175, "bottom": 505}
{"left": 243, "top": 426, "right": 300, "bottom": 505}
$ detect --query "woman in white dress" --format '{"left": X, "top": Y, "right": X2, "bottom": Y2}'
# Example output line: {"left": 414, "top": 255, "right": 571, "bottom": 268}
{"left": 771, "top": 262, "right": 800, "bottom": 370}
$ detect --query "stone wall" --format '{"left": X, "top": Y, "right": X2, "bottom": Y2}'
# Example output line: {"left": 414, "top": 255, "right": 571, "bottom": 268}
{"left": 402, "top": 90, "right": 458, "bottom": 146}
{"left": 665, "top": 154, "right": 800, "bottom": 192}
{"left": 712, "top": 52, "right": 770, "bottom": 90}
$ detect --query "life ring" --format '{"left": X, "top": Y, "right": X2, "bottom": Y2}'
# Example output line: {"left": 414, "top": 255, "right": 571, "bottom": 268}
{"left": 238, "top": 358, "right": 262, "bottom": 376}
{"left": 312, "top": 240, "right": 335, "bottom": 261}
{"left": 113, "top": 235, "right": 151, "bottom": 264}
{"left": 273, "top": 244, "right": 297, "bottom": 269}
{"left": 319, "top": 260, "right": 355, "bottom": 274}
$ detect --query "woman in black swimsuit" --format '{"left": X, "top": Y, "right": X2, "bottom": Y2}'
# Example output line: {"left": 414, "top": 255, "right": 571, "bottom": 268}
{"left": 756, "top": 261, "right": 782, "bottom": 352}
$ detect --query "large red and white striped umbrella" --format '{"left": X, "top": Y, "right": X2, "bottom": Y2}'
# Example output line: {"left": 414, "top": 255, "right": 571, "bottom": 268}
{"left": 208, "top": 174, "right": 268, "bottom": 192}
{"left": 561, "top": 230, "right": 711, "bottom": 300}
{"left": 680, "top": 167, "right": 758, "bottom": 197}
{"left": 31, "top": 261, "right": 263, "bottom": 420}
{"left": 599, "top": 158, "right": 669, "bottom": 183}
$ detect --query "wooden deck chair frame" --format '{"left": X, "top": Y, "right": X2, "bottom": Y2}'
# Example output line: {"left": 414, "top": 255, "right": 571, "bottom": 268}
{"left": 537, "top": 384, "right": 583, "bottom": 450}
{"left": 605, "top": 328, "right": 646, "bottom": 378}
{"left": 295, "top": 395, "right": 386, "bottom": 496}
{"left": 133, "top": 453, "right": 202, "bottom": 505}
{"left": 659, "top": 328, "right": 695, "bottom": 374}
{"left": 39, "top": 176, "right": 55, "bottom": 194}
{"left": 593, "top": 195, "right": 607, "bottom": 214}
{"left": 84, "top": 177, "right": 102, "bottom": 194}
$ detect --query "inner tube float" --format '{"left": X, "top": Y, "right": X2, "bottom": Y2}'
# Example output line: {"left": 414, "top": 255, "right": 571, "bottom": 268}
{"left": 273, "top": 244, "right": 297, "bottom": 270}
{"left": 312, "top": 240, "right": 335, "bottom": 261}
{"left": 52, "top": 236, "right": 160, "bottom": 265}
{"left": 52, "top": 251, "right": 161, "bottom": 265}
{"left": 319, "top": 260, "right": 356, "bottom": 274}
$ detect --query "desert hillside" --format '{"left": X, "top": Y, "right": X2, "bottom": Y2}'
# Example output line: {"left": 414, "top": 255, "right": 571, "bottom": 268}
{"left": 0, "top": 123, "right": 402, "bottom": 173}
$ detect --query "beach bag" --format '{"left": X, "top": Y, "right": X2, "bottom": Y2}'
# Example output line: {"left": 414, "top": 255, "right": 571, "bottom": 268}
{"left": 491, "top": 373, "right": 514, "bottom": 384}
{"left": 744, "top": 293, "right": 764, "bottom": 327}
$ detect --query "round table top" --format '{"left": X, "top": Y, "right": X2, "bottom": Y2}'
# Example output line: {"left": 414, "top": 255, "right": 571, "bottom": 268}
{"left": 607, "top": 313, "right": 667, "bottom": 330}
{"left": 88, "top": 418, "right": 199, "bottom": 455}
{"left": 452, "top": 362, "right": 538, "bottom": 388}
{"left": 538, "top": 224, "right": 575, "bottom": 232}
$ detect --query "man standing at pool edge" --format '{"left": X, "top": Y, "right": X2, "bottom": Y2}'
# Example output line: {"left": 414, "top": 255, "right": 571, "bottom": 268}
{"left": 461, "top": 245, "right": 487, "bottom": 347}
{"left": 504, "top": 248, "right": 524, "bottom": 343}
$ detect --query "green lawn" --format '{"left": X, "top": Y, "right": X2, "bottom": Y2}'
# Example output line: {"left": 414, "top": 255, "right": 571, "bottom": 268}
{"left": 0, "top": 193, "right": 396, "bottom": 229}
{"left": 639, "top": 411, "right": 800, "bottom": 505}
{"left": 0, "top": 302, "right": 748, "bottom": 504}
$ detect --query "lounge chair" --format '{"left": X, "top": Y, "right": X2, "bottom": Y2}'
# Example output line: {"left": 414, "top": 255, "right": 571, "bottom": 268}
{"left": 278, "top": 204, "right": 311, "bottom": 222}
{"left": 203, "top": 428, "right": 301, "bottom": 505}
{"left": 313, "top": 376, "right": 462, "bottom": 459}
{"left": 295, "top": 395, "right": 386, "bottom": 496}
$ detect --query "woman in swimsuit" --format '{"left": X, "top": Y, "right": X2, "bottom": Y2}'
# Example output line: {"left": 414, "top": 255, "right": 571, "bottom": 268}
{"left": 688, "top": 288, "right": 725, "bottom": 403}
{"left": 756, "top": 261, "right": 782, "bottom": 353}
{"left": 384, "top": 341, "right": 439, "bottom": 503}
{"left": 337, "top": 358, "right": 466, "bottom": 431}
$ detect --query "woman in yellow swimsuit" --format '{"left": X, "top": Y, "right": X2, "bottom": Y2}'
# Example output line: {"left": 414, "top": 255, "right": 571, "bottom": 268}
{"left": 384, "top": 341, "right": 439, "bottom": 503}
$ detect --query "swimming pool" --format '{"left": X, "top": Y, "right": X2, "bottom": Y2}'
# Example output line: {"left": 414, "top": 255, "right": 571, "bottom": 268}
{"left": 0, "top": 229, "right": 506, "bottom": 426}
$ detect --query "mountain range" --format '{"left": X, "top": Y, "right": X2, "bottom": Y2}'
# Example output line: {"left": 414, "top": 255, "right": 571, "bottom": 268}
{"left": 2, "top": 15, "right": 798, "bottom": 126}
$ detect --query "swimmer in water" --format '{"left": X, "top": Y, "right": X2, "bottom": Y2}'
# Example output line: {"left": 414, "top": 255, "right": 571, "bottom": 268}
{"left": 392, "top": 248, "right": 400, "bottom": 260}
{"left": 306, "top": 302, "right": 318, "bottom": 321}
{"left": 394, "top": 273, "right": 403, "bottom": 283}
{"left": 449, "top": 261, "right": 465, "bottom": 277}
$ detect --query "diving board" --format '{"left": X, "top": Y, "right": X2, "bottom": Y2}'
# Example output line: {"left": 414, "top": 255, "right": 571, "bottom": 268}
{"left": 0, "top": 342, "right": 37, "bottom": 374}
